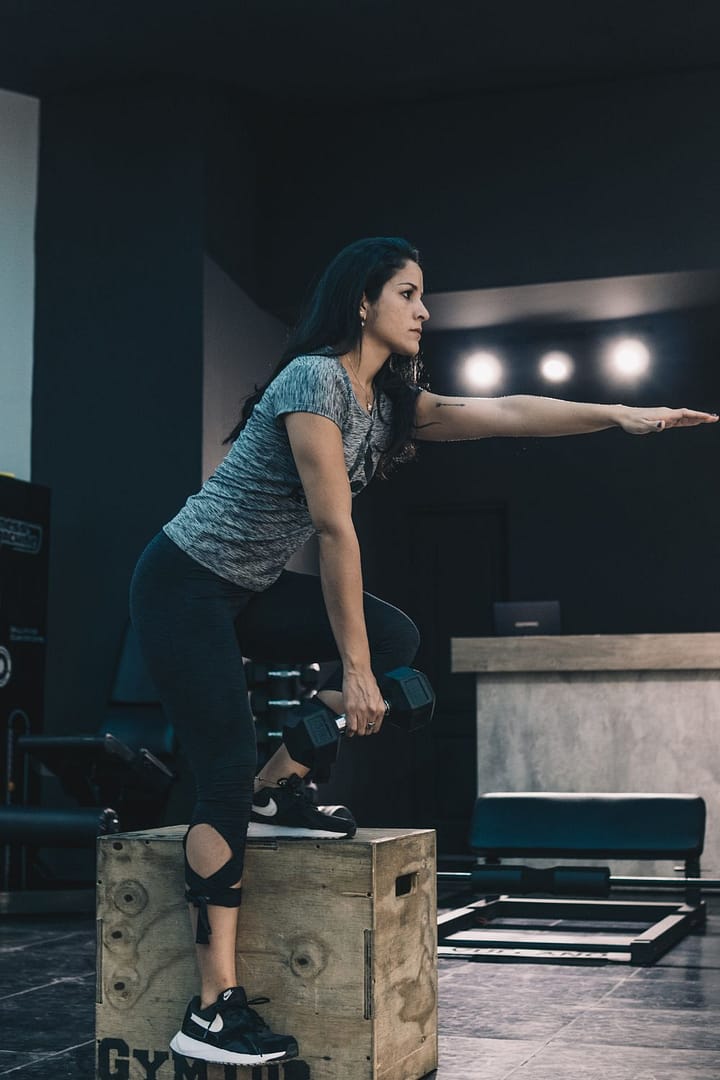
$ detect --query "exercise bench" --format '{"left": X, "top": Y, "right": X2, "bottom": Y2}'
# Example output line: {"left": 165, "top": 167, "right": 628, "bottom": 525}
{"left": 438, "top": 792, "right": 707, "bottom": 965}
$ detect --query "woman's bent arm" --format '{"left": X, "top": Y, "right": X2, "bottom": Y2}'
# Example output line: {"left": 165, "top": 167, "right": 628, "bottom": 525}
{"left": 284, "top": 412, "right": 387, "bottom": 735}
{"left": 316, "top": 521, "right": 371, "bottom": 674}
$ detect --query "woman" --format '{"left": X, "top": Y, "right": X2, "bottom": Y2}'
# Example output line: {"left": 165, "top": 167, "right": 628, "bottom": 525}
{"left": 130, "top": 236, "right": 716, "bottom": 1067}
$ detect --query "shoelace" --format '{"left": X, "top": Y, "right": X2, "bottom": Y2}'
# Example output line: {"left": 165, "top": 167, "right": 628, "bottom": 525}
{"left": 278, "top": 776, "right": 312, "bottom": 798}
{"left": 224, "top": 995, "right": 272, "bottom": 1032}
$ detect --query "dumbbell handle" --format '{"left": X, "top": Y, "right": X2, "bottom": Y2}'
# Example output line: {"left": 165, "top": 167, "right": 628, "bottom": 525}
{"left": 282, "top": 668, "right": 433, "bottom": 773}
{"left": 333, "top": 700, "right": 390, "bottom": 734}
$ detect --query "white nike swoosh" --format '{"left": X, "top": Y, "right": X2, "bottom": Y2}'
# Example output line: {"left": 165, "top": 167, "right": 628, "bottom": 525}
{"left": 191, "top": 1012, "right": 224, "bottom": 1033}
{"left": 253, "top": 798, "right": 278, "bottom": 818}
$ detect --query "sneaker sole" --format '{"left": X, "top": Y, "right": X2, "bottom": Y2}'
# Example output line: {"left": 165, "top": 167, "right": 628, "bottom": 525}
{"left": 248, "top": 821, "right": 354, "bottom": 839}
{"left": 170, "top": 1031, "right": 295, "bottom": 1065}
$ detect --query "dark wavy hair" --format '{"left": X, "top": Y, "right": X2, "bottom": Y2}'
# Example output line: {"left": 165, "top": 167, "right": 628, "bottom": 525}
{"left": 225, "top": 236, "right": 430, "bottom": 478}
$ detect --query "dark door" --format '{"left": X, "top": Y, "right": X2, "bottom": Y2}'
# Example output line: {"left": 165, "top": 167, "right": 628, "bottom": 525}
{"left": 395, "top": 503, "right": 508, "bottom": 852}
{"left": 321, "top": 500, "right": 507, "bottom": 854}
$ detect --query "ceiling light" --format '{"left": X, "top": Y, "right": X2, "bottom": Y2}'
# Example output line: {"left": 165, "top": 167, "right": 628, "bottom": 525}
{"left": 465, "top": 351, "right": 503, "bottom": 391}
{"left": 606, "top": 337, "right": 651, "bottom": 379}
{"left": 539, "top": 351, "right": 574, "bottom": 383}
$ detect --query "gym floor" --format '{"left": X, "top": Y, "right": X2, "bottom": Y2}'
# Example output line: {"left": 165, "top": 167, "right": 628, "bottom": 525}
{"left": 1, "top": 897, "right": 719, "bottom": 1079}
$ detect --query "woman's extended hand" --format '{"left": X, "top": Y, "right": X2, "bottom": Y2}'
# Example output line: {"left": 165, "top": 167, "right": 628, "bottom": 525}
{"left": 617, "top": 405, "right": 718, "bottom": 435}
{"left": 342, "top": 669, "right": 387, "bottom": 737}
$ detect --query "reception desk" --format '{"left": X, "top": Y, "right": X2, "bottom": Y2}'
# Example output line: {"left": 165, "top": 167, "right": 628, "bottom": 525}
{"left": 451, "top": 633, "right": 720, "bottom": 876}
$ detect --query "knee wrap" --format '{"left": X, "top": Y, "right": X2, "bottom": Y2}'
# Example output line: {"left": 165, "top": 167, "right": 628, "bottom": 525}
{"left": 183, "top": 832, "right": 245, "bottom": 945}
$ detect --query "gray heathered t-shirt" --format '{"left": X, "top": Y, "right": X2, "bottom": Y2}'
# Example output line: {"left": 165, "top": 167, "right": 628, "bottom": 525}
{"left": 164, "top": 353, "right": 397, "bottom": 589}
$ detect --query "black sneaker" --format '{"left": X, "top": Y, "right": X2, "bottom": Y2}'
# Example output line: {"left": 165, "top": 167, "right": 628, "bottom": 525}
{"left": 169, "top": 986, "right": 298, "bottom": 1066}
{"left": 305, "top": 784, "right": 356, "bottom": 827}
{"left": 249, "top": 774, "right": 357, "bottom": 838}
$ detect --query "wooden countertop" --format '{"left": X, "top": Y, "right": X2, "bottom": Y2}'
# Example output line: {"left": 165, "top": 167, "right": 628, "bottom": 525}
{"left": 451, "top": 633, "right": 720, "bottom": 673}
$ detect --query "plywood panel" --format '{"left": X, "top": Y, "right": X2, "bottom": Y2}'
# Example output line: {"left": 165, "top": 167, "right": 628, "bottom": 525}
{"left": 96, "top": 826, "right": 437, "bottom": 1080}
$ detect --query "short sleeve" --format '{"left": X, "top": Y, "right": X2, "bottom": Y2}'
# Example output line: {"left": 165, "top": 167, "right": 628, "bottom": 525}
{"left": 270, "top": 355, "right": 349, "bottom": 431}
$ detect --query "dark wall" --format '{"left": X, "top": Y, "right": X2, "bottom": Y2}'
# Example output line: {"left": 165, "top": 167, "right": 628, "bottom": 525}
{"left": 355, "top": 305, "right": 720, "bottom": 637}
{"left": 205, "top": 90, "right": 259, "bottom": 297}
{"left": 243, "top": 65, "right": 720, "bottom": 640}
{"left": 32, "top": 82, "right": 207, "bottom": 733}
{"left": 252, "top": 69, "right": 720, "bottom": 316}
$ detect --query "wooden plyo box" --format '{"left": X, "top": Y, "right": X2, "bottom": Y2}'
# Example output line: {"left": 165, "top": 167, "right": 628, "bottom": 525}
{"left": 96, "top": 826, "right": 437, "bottom": 1080}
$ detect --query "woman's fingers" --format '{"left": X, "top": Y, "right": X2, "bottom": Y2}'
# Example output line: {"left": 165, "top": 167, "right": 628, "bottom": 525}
{"left": 342, "top": 675, "right": 386, "bottom": 737}
{"left": 624, "top": 407, "right": 718, "bottom": 434}
{"left": 365, "top": 698, "right": 388, "bottom": 737}
{"left": 347, "top": 698, "right": 386, "bottom": 737}
{"left": 660, "top": 408, "right": 717, "bottom": 428}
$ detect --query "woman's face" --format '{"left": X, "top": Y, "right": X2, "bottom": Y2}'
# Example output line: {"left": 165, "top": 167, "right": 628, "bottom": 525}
{"left": 363, "top": 261, "right": 429, "bottom": 357}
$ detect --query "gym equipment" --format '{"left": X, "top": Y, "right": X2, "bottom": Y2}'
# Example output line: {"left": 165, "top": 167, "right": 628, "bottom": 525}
{"left": 1, "top": 623, "right": 177, "bottom": 911}
{"left": 437, "top": 792, "right": 707, "bottom": 965}
{"left": 244, "top": 660, "right": 320, "bottom": 769}
{"left": 0, "top": 476, "right": 50, "bottom": 808}
{"left": 14, "top": 732, "right": 174, "bottom": 831}
{"left": 245, "top": 660, "right": 320, "bottom": 700}
{"left": 0, "top": 806, "right": 119, "bottom": 846}
{"left": 282, "top": 666, "right": 435, "bottom": 774}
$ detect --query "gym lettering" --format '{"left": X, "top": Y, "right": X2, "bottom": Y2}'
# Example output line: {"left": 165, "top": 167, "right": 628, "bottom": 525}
{"left": 97, "top": 1040, "right": 311, "bottom": 1080}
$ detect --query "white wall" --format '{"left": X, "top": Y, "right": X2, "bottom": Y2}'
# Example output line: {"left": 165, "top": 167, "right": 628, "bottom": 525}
{"left": 0, "top": 89, "right": 39, "bottom": 481}
{"left": 202, "top": 255, "right": 319, "bottom": 573}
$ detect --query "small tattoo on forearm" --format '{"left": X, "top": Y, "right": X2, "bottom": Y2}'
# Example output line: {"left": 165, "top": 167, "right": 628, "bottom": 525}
{"left": 435, "top": 402, "right": 466, "bottom": 408}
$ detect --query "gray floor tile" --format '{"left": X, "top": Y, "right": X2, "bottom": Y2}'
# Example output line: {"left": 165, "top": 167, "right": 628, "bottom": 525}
{"left": 0, "top": 1054, "right": 47, "bottom": 1077}
{"left": 438, "top": 958, "right": 631, "bottom": 992}
{"left": 554, "top": 1006, "right": 720, "bottom": 1051}
{"left": 0, "top": 1042, "right": 94, "bottom": 1079}
{"left": 438, "top": 962, "right": 631, "bottom": 1039}
{"left": 502, "top": 1041, "right": 720, "bottom": 1080}
{"left": 653, "top": 932, "right": 720, "bottom": 969}
{"left": 0, "top": 917, "right": 92, "bottom": 945}
{"left": 0, "top": 977, "right": 95, "bottom": 1054}
{"left": 0, "top": 927, "right": 74, "bottom": 954}
{"left": 424, "top": 1036, "right": 541, "bottom": 1079}
{"left": 601, "top": 966, "right": 720, "bottom": 1010}
{"left": 0, "top": 931, "right": 95, "bottom": 999}
{"left": 439, "top": 996, "right": 582, "bottom": 1041}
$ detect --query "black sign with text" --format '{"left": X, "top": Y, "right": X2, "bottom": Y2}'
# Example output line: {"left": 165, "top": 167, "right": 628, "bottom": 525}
{"left": 0, "top": 476, "right": 50, "bottom": 817}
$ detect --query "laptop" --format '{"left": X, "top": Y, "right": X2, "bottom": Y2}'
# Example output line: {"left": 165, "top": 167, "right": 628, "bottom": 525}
{"left": 493, "top": 601, "right": 561, "bottom": 636}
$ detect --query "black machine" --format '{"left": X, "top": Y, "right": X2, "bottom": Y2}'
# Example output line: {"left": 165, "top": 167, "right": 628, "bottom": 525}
{"left": 1, "top": 503, "right": 178, "bottom": 912}
{"left": 1, "top": 616, "right": 178, "bottom": 909}
{"left": 0, "top": 476, "right": 50, "bottom": 803}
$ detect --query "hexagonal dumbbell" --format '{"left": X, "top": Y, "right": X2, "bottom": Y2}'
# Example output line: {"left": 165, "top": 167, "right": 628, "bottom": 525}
{"left": 282, "top": 666, "right": 435, "bottom": 773}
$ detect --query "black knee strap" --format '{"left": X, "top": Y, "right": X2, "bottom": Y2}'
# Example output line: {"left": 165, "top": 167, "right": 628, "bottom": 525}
{"left": 183, "top": 833, "right": 245, "bottom": 945}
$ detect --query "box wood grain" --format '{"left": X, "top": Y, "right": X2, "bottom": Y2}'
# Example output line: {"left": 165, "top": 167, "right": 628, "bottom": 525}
{"left": 96, "top": 826, "right": 437, "bottom": 1080}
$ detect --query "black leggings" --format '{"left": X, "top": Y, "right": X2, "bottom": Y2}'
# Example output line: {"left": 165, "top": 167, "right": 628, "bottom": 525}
{"left": 129, "top": 531, "right": 420, "bottom": 915}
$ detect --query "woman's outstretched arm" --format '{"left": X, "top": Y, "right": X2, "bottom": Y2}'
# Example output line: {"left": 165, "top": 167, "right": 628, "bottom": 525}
{"left": 413, "top": 390, "right": 718, "bottom": 441}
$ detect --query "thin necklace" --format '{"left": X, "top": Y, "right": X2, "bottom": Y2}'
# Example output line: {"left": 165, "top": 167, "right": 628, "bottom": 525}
{"left": 346, "top": 364, "right": 374, "bottom": 413}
